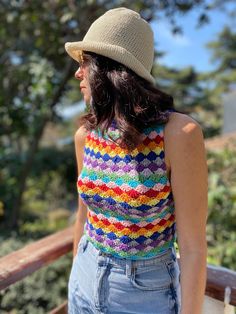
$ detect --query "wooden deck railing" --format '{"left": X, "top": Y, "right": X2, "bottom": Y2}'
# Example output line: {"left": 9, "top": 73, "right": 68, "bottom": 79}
{"left": 0, "top": 226, "right": 73, "bottom": 290}
{"left": 0, "top": 226, "right": 236, "bottom": 313}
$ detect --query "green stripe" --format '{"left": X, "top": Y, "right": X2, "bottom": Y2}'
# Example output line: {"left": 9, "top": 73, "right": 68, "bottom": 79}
{"left": 81, "top": 166, "right": 167, "bottom": 186}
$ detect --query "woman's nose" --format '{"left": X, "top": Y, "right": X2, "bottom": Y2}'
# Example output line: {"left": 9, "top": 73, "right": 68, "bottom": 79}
{"left": 74, "top": 67, "right": 83, "bottom": 80}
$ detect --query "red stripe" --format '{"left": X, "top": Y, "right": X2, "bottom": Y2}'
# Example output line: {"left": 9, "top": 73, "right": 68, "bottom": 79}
{"left": 88, "top": 133, "right": 163, "bottom": 151}
{"left": 89, "top": 211, "right": 175, "bottom": 231}
{"left": 88, "top": 134, "right": 116, "bottom": 149}
{"left": 77, "top": 179, "right": 171, "bottom": 198}
{"left": 143, "top": 135, "right": 163, "bottom": 146}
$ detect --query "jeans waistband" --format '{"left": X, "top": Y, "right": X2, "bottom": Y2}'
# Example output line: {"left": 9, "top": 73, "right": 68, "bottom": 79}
{"left": 101, "top": 248, "right": 176, "bottom": 267}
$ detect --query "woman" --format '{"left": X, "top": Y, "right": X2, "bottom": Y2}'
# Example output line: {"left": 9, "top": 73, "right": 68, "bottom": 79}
{"left": 65, "top": 7, "right": 208, "bottom": 314}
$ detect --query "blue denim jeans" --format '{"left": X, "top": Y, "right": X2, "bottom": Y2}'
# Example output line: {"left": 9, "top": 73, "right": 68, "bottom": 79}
{"left": 68, "top": 234, "right": 181, "bottom": 314}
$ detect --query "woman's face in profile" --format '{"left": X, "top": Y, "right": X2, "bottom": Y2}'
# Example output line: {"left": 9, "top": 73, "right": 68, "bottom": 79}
{"left": 74, "top": 63, "right": 91, "bottom": 104}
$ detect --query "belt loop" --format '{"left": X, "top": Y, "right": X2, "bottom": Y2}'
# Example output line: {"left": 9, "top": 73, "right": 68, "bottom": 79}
{"left": 125, "top": 260, "right": 132, "bottom": 278}
{"left": 82, "top": 238, "right": 89, "bottom": 253}
{"left": 171, "top": 247, "right": 177, "bottom": 262}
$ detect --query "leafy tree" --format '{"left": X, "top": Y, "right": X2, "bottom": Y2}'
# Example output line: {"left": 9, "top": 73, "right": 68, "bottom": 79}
{"left": 1, "top": 0, "right": 236, "bottom": 228}
{"left": 153, "top": 64, "right": 222, "bottom": 137}
{"left": 1, "top": 1, "right": 236, "bottom": 311}
{"left": 207, "top": 146, "right": 236, "bottom": 269}
{"left": 206, "top": 26, "right": 236, "bottom": 94}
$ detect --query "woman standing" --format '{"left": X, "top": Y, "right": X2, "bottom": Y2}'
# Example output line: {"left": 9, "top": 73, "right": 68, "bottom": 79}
{"left": 65, "top": 7, "right": 208, "bottom": 314}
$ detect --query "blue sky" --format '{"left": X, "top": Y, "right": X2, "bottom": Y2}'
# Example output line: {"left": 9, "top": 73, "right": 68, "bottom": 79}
{"left": 59, "top": 5, "right": 236, "bottom": 118}
{"left": 151, "top": 6, "right": 236, "bottom": 72}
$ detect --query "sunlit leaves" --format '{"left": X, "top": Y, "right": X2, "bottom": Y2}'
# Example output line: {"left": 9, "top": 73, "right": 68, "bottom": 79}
{"left": 207, "top": 147, "right": 236, "bottom": 268}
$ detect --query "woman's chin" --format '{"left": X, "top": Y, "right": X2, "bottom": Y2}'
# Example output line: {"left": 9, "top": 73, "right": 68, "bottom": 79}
{"left": 83, "top": 96, "right": 89, "bottom": 103}
{"left": 83, "top": 95, "right": 91, "bottom": 104}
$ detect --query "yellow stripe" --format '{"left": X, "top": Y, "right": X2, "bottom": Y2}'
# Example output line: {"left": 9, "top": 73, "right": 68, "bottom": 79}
{"left": 88, "top": 214, "right": 174, "bottom": 237}
{"left": 86, "top": 137, "right": 163, "bottom": 157}
{"left": 78, "top": 184, "right": 169, "bottom": 206}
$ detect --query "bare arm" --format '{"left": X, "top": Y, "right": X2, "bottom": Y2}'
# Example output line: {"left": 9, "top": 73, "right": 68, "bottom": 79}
{"left": 166, "top": 115, "right": 208, "bottom": 314}
{"left": 73, "top": 125, "right": 88, "bottom": 258}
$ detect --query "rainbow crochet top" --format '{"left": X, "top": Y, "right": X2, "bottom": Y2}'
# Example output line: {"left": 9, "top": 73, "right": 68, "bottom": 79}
{"left": 77, "top": 119, "right": 176, "bottom": 260}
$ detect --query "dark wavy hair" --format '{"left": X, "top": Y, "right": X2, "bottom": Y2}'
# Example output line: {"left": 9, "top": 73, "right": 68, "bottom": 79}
{"left": 78, "top": 51, "right": 181, "bottom": 151}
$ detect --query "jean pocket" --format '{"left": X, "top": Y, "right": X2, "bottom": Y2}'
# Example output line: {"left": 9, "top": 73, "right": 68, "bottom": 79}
{"left": 165, "top": 260, "right": 180, "bottom": 288}
{"left": 165, "top": 260, "right": 181, "bottom": 313}
{"left": 130, "top": 262, "right": 172, "bottom": 291}
{"left": 77, "top": 234, "right": 89, "bottom": 254}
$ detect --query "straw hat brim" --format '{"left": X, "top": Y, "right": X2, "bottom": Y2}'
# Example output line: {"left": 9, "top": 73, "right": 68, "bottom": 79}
{"left": 65, "top": 40, "right": 155, "bottom": 84}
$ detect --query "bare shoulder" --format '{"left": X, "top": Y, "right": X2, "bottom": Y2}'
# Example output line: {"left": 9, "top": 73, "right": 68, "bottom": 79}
{"left": 165, "top": 112, "right": 202, "bottom": 138}
{"left": 164, "top": 112, "right": 205, "bottom": 167}
{"left": 74, "top": 125, "right": 88, "bottom": 147}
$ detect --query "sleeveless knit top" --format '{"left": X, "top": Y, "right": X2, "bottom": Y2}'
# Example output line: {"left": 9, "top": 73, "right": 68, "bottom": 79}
{"left": 77, "top": 117, "right": 176, "bottom": 260}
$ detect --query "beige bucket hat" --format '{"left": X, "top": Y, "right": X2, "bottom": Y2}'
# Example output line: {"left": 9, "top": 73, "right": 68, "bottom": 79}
{"left": 65, "top": 7, "right": 155, "bottom": 84}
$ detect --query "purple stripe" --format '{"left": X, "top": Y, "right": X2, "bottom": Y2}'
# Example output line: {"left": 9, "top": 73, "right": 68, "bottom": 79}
{"left": 86, "top": 225, "right": 175, "bottom": 253}
{"left": 84, "top": 156, "right": 166, "bottom": 174}
{"left": 86, "top": 197, "right": 173, "bottom": 218}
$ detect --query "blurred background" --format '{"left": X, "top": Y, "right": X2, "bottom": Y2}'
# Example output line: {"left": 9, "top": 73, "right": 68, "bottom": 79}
{"left": 0, "top": 1, "right": 236, "bottom": 313}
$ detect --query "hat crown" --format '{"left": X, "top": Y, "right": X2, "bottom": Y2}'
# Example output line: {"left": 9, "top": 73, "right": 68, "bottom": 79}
{"left": 65, "top": 7, "right": 155, "bottom": 83}
{"left": 83, "top": 7, "right": 154, "bottom": 72}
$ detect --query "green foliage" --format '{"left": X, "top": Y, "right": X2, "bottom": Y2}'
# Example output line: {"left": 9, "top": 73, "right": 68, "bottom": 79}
{"left": 1, "top": 1, "right": 236, "bottom": 311}
{"left": 207, "top": 26, "right": 236, "bottom": 72}
{"left": 154, "top": 64, "right": 222, "bottom": 138}
{"left": 203, "top": 26, "right": 236, "bottom": 106}
{"left": 0, "top": 237, "right": 72, "bottom": 314}
{"left": 0, "top": 145, "right": 76, "bottom": 229}
{"left": 207, "top": 147, "right": 236, "bottom": 269}
{"left": 1, "top": 0, "right": 236, "bottom": 227}
{"left": 19, "top": 168, "right": 74, "bottom": 237}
